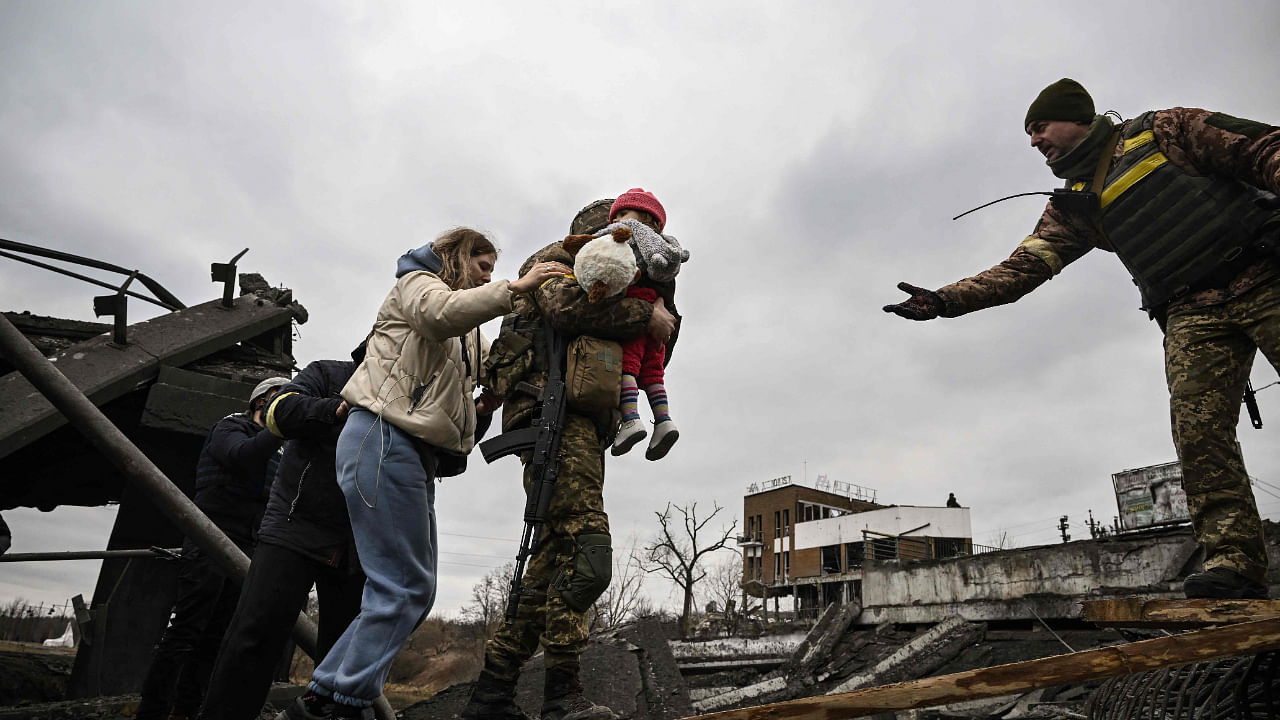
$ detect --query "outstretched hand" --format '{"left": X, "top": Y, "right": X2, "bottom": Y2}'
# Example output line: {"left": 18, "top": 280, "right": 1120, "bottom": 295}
{"left": 883, "top": 282, "right": 945, "bottom": 321}
{"left": 510, "top": 261, "right": 572, "bottom": 294}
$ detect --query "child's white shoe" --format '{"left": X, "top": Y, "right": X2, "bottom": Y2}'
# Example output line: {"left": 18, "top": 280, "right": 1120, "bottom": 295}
{"left": 612, "top": 419, "right": 647, "bottom": 456}
{"left": 645, "top": 420, "right": 679, "bottom": 461}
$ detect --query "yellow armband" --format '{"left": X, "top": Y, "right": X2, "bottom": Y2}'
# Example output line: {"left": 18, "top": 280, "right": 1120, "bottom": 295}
{"left": 1017, "top": 236, "right": 1064, "bottom": 275}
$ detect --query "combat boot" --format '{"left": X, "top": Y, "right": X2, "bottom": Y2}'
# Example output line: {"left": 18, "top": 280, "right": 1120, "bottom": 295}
{"left": 1184, "top": 567, "right": 1268, "bottom": 599}
{"left": 541, "top": 662, "right": 618, "bottom": 720}
{"left": 461, "top": 670, "right": 533, "bottom": 720}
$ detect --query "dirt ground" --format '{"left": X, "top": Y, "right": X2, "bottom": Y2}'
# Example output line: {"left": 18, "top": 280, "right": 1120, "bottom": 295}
{"left": 0, "top": 642, "right": 75, "bottom": 707}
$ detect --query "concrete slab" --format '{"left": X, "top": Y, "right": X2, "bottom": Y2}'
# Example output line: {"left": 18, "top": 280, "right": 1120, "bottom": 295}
{"left": 0, "top": 292, "right": 296, "bottom": 459}
{"left": 828, "top": 616, "right": 986, "bottom": 695}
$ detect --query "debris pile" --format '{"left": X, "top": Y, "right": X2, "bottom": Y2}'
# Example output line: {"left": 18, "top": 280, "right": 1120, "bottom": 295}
{"left": 682, "top": 604, "right": 1130, "bottom": 719}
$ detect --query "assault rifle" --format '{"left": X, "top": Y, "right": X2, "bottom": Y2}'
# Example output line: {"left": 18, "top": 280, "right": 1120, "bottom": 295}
{"left": 478, "top": 329, "right": 568, "bottom": 623}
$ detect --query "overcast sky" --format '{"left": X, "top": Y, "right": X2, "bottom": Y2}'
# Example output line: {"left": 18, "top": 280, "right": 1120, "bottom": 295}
{"left": 3, "top": 1, "right": 1279, "bottom": 619}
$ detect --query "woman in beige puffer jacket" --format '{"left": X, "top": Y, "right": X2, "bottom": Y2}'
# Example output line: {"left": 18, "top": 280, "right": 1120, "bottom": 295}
{"left": 287, "top": 228, "right": 567, "bottom": 717}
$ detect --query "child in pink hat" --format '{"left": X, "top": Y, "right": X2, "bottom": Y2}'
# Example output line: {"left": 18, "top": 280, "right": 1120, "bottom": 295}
{"left": 605, "top": 188, "right": 689, "bottom": 460}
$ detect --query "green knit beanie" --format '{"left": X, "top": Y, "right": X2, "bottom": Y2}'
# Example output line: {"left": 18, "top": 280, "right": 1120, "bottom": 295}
{"left": 570, "top": 198, "right": 615, "bottom": 235}
{"left": 1024, "top": 78, "right": 1095, "bottom": 129}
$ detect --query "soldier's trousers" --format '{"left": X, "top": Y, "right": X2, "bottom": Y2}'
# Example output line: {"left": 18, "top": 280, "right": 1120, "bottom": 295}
{"left": 484, "top": 413, "right": 610, "bottom": 681}
{"left": 1165, "top": 276, "right": 1280, "bottom": 582}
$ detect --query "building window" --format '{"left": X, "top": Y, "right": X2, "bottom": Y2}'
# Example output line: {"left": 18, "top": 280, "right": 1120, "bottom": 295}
{"left": 756, "top": 514, "right": 763, "bottom": 541}
{"left": 783, "top": 551, "right": 791, "bottom": 577}
{"left": 783, "top": 509, "right": 790, "bottom": 535}
{"left": 746, "top": 515, "right": 754, "bottom": 540}
{"left": 774, "top": 553, "right": 781, "bottom": 577}
{"left": 845, "top": 542, "right": 864, "bottom": 569}
{"left": 774, "top": 511, "right": 781, "bottom": 538}
{"left": 821, "top": 545, "right": 841, "bottom": 574}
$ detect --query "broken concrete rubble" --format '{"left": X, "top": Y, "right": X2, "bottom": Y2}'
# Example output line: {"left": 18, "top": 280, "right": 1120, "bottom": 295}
{"left": 689, "top": 612, "right": 988, "bottom": 714}
{"left": 827, "top": 616, "right": 986, "bottom": 695}
{"left": 780, "top": 601, "right": 860, "bottom": 686}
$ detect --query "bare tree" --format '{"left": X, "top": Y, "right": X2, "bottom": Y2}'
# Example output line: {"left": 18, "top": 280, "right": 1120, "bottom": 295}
{"left": 702, "top": 551, "right": 743, "bottom": 618}
{"left": 460, "top": 561, "right": 517, "bottom": 637}
{"left": 591, "top": 534, "right": 647, "bottom": 632}
{"left": 0, "top": 597, "right": 30, "bottom": 642}
{"left": 640, "top": 501, "right": 737, "bottom": 637}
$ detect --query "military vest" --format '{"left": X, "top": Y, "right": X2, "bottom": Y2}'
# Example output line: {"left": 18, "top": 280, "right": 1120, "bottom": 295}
{"left": 1069, "top": 111, "right": 1278, "bottom": 308}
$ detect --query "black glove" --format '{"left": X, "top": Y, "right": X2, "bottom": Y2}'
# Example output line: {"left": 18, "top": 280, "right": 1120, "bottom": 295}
{"left": 883, "top": 282, "right": 945, "bottom": 321}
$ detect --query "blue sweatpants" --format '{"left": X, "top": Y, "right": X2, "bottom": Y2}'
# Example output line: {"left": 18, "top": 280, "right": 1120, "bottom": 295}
{"left": 308, "top": 408, "right": 438, "bottom": 706}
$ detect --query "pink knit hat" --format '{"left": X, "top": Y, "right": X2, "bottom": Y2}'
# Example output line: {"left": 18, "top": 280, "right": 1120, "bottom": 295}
{"left": 609, "top": 188, "right": 666, "bottom": 231}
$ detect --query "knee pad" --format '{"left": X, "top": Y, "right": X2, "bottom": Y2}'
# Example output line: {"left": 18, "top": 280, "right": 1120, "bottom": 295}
{"left": 551, "top": 533, "right": 612, "bottom": 612}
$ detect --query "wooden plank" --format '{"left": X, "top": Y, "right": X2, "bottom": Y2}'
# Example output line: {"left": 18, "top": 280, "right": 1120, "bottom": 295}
{"left": 687, "top": 616, "right": 1280, "bottom": 720}
{"left": 1082, "top": 596, "right": 1280, "bottom": 628}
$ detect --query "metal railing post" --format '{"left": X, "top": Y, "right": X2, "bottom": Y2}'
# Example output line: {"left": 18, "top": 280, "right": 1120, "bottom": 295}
{"left": 92, "top": 270, "right": 138, "bottom": 345}
{"left": 211, "top": 248, "right": 250, "bottom": 308}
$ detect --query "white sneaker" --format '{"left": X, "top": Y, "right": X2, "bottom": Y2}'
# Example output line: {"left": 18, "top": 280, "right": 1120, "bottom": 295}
{"left": 611, "top": 419, "right": 647, "bottom": 456}
{"left": 645, "top": 420, "right": 679, "bottom": 461}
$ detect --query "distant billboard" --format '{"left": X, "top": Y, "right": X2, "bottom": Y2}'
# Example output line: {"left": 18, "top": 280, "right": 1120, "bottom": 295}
{"left": 1112, "top": 461, "right": 1190, "bottom": 530}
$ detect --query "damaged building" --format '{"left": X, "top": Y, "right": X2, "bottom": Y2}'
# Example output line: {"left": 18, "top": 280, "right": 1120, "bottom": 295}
{"left": 739, "top": 475, "right": 978, "bottom": 616}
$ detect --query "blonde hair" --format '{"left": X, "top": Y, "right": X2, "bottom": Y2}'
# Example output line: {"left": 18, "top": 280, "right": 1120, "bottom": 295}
{"left": 433, "top": 227, "right": 498, "bottom": 290}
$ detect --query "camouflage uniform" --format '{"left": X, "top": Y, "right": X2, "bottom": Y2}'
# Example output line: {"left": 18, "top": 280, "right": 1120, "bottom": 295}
{"left": 482, "top": 238, "right": 654, "bottom": 680}
{"left": 935, "top": 108, "right": 1280, "bottom": 582}
{"left": 486, "top": 414, "right": 610, "bottom": 674}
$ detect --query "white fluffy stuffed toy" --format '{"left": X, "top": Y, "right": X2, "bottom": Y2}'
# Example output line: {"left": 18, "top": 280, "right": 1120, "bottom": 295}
{"left": 563, "top": 219, "right": 689, "bottom": 302}
{"left": 564, "top": 224, "right": 640, "bottom": 302}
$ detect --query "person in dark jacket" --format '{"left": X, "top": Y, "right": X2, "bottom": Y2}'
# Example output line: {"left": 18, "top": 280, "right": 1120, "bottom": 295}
{"left": 197, "top": 350, "right": 367, "bottom": 720}
{"left": 136, "top": 376, "right": 289, "bottom": 720}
